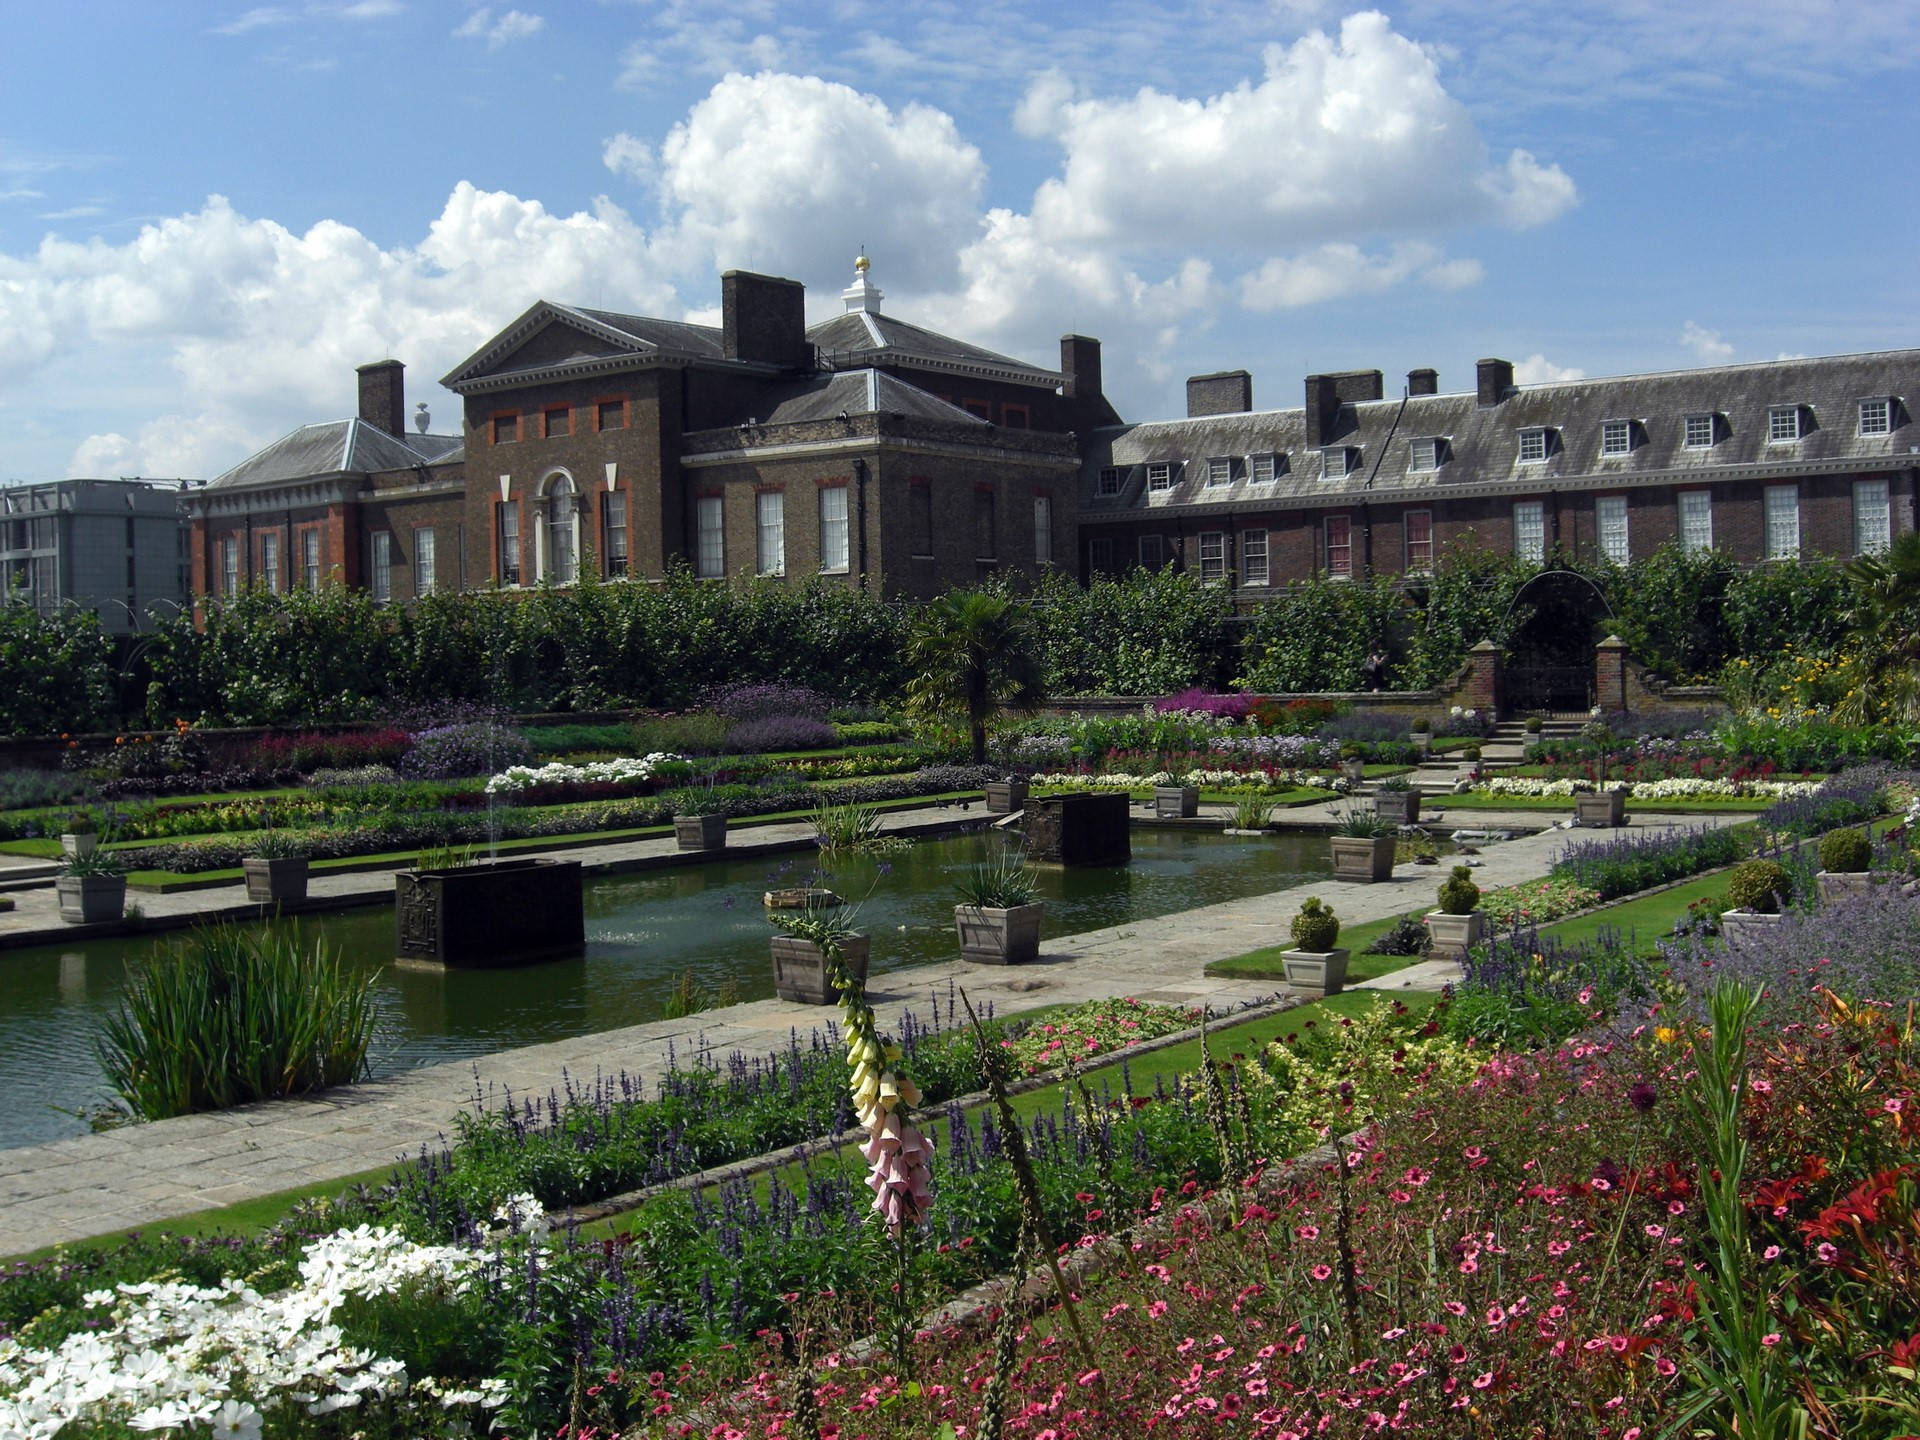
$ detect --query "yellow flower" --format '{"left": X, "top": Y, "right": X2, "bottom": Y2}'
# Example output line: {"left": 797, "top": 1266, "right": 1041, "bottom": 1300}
{"left": 1654, "top": 1026, "right": 1678, "bottom": 1045}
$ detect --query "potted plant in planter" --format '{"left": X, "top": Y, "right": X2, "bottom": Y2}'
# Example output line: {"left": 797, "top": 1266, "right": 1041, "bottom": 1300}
{"left": 768, "top": 902, "right": 870, "bottom": 1005}
{"left": 953, "top": 851, "right": 1044, "bottom": 964}
{"left": 242, "top": 829, "right": 310, "bottom": 903}
{"left": 1329, "top": 807, "right": 1398, "bottom": 882}
{"left": 1153, "top": 781, "right": 1200, "bottom": 818}
{"left": 1574, "top": 784, "right": 1627, "bottom": 828}
{"left": 1720, "top": 858, "right": 1791, "bottom": 943}
{"left": 1424, "top": 865, "right": 1484, "bottom": 960}
{"left": 984, "top": 776, "right": 1029, "bottom": 814}
{"left": 1409, "top": 716, "right": 1432, "bottom": 759}
{"left": 1281, "top": 896, "right": 1348, "bottom": 995}
{"left": 60, "top": 812, "right": 98, "bottom": 861}
{"left": 1372, "top": 775, "right": 1422, "bottom": 825}
{"left": 673, "top": 791, "right": 729, "bottom": 852}
{"left": 1224, "top": 792, "right": 1275, "bottom": 835}
{"left": 1339, "top": 744, "right": 1366, "bottom": 787}
{"left": 57, "top": 848, "right": 126, "bottom": 925}
{"left": 1815, "top": 826, "right": 1875, "bottom": 904}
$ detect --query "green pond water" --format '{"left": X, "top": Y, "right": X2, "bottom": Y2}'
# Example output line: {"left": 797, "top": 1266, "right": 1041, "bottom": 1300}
{"left": 0, "top": 827, "right": 1329, "bottom": 1149}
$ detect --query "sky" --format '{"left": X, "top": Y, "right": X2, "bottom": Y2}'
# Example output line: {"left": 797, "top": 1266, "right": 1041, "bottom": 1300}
{"left": 2, "top": 0, "right": 1917, "bottom": 482}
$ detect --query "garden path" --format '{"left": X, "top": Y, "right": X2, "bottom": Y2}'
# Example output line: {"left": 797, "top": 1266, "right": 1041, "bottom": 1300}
{"left": 0, "top": 805, "right": 1741, "bottom": 1255}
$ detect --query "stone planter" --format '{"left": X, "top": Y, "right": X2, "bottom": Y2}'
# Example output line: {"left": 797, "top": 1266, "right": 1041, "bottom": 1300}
{"left": 60, "top": 832, "right": 98, "bottom": 861}
{"left": 1424, "top": 909, "right": 1486, "bottom": 961}
{"left": 1281, "top": 947, "right": 1349, "bottom": 996}
{"left": 1330, "top": 834, "right": 1396, "bottom": 883}
{"left": 1719, "top": 909, "right": 1786, "bottom": 947}
{"left": 243, "top": 856, "right": 309, "bottom": 903}
{"left": 955, "top": 901, "right": 1045, "bottom": 965}
{"left": 770, "top": 932, "right": 871, "bottom": 1004}
{"left": 1341, "top": 759, "right": 1366, "bottom": 786}
{"left": 1373, "top": 789, "right": 1421, "bottom": 825}
{"left": 1574, "top": 790, "right": 1626, "bottom": 828}
{"left": 1816, "top": 870, "right": 1876, "bottom": 905}
{"left": 674, "top": 814, "right": 728, "bottom": 851}
{"left": 1410, "top": 733, "right": 1432, "bottom": 759}
{"left": 395, "top": 858, "right": 585, "bottom": 967}
{"left": 985, "top": 780, "right": 1029, "bottom": 814}
{"left": 1154, "top": 785, "right": 1200, "bottom": 819}
{"left": 57, "top": 874, "right": 125, "bottom": 925}
{"left": 764, "top": 887, "right": 842, "bottom": 910}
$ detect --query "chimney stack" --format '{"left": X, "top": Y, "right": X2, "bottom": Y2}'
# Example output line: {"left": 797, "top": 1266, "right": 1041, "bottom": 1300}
{"left": 1304, "top": 369, "right": 1383, "bottom": 446}
{"left": 721, "top": 271, "right": 809, "bottom": 369}
{"left": 1476, "top": 357, "right": 1515, "bottom": 407}
{"left": 1186, "top": 370, "right": 1253, "bottom": 418}
{"left": 356, "top": 360, "right": 405, "bottom": 437}
{"left": 1407, "top": 367, "right": 1438, "bottom": 396}
{"left": 1060, "top": 334, "right": 1104, "bottom": 400}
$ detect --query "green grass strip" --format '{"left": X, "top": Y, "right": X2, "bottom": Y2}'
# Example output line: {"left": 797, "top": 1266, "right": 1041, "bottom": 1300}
{"left": 1203, "top": 912, "right": 1427, "bottom": 984}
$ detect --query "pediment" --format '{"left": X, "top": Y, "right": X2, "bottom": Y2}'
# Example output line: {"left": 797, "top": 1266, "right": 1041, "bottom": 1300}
{"left": 489, "top": 320, "right": 631, "bottom": 376}
{"left": 443, "top": 301, "right": 653, "bottom": 390}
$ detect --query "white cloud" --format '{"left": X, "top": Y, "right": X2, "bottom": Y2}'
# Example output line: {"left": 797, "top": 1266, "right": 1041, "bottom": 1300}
{"left": 453, "top": 8, "right": 544, "bottom": 48}
{"left": 212, "top": 7, "right": 295, "bottom": 35}
{"left": 1240, "top": 241, "right": 1482, "bottom": 310}
{"left": 212, "top": 1, "right": 400, "bottom": 35}
{"left": 601, "top": 132, "right": 654, "bottom": 184}
{"left": 1680, "top": 321, "right": 1733, "bottom": 363}
{"left": 1512, "top": 353, "right": 1584, "bottom": 384}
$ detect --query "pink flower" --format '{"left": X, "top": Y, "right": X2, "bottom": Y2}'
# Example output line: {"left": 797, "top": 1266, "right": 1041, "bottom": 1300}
{"left": 1761, "top": 1333, "right": 1781, "bottom": 1348}
{"left": 1816, "top": 1242, "right": 1840, "bottom": 1264}
{"left": 1311, "top": 1264, "right": 1334, "bottom": 1281}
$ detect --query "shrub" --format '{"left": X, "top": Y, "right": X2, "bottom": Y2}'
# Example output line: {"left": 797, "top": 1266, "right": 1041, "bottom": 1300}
{"left": 521, "top": 722, "right": 637, "bottom": 757}
{"left": 1551, "top": 823, "right": 1749, "bottom": 900}
{"left": 1818, "top": 825, "right": 1874, "bottom": 873}
{"left": 1409, "top": 715, "right": 1431, "bottom": 733}
{"left": 0, "top": 767, "right": 93, "bottom": 812}
{"left": 1290, "top": 895, "right": 1339, "bottom": 951}
{"left": 832, "top": 719, "right": 906, "bottom": 745}
{"left": 398, "top": 721, "right": 532, "bottom": 780}
{"left": 1153, "top": 689, "right": 1256, "bottom": 720}
{"left": 1726, "top": 857, "right": 1790, "bottom": 913}
{"left": 707, "top": 680, "right": 830, "bottom": 721}
{"left": 1524, "top": 715, "right": 1543, "bottom": 733}
{"left": 95, "top": 924, "right": 378, "bottom": 1120}
{"left": 721, "top": 713, "right": 840, "bottom": 753}
{"left": 1436, "top": 864, "right": 1480, "bottom": 914}
{"left": 247, "top": 726, "right": 411, "bottom": 773}
{"left": 1364, "top": 912, "right": 1431, "bottom": 956}
{"left": 629, "top": 710, "right": 730, "bottom": 756}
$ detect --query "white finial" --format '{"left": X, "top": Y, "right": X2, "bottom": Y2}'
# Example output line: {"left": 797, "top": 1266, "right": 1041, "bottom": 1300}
{"left": 842, "top": 251, "right": 883, "bottom": 313}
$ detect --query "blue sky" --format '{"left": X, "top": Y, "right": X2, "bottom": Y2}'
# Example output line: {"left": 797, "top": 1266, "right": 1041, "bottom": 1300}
{"left": 2, "top": 0, "right": 1916, "bottom": 481}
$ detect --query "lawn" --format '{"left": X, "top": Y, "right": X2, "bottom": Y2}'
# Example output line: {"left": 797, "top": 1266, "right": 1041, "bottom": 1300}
{"left": 1202, "top": 911, "right": 1428, "bottom": 983}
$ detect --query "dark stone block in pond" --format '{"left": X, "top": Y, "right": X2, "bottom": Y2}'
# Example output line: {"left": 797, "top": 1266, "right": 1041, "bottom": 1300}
{"left": 395, "top": 858, "right": 585, "bottom": 967}
{"left": 1025, "top": 793, "right": 1130, "bottom": 866}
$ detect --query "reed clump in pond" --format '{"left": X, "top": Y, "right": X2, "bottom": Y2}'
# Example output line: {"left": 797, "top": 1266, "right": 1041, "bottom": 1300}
{"left": 95, "top": 923, "right": 379, "bottom": 1121}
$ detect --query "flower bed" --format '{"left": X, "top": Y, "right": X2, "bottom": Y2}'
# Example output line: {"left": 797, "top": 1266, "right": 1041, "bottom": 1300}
{"left": 1550, "top": 823, "right": 1750, "bottom": 901}
{"left": 998, "top": 997, "right": 1199, "bottom": 1076}
{"left": 1477, "top": 774, "right": 1819, "bottom": 801}
{"left": 481, "top": 751, "right": 686, "bottom": 799}
{"left": 1028, "top": 768, "right": 1341, "bottom": 796}
{"left": 1477, "top": 874, "right": 1603, "bottom": 928}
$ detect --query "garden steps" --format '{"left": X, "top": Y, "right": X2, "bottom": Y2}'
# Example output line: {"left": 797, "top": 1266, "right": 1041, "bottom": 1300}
{"left": 0, "top": 857, "right": 60, "bottom": 892}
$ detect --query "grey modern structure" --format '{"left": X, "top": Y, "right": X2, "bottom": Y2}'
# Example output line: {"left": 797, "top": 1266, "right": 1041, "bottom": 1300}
{"left": 0, "top": 479, "right": 193, "bottom": 634}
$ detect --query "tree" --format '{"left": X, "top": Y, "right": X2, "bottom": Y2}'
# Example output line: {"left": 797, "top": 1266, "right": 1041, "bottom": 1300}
{"left": 902, "top": 589, "right": 1046, "bottom": 764}
{"left": 1837, "top": 530, "right": 1920, "bottom": 724}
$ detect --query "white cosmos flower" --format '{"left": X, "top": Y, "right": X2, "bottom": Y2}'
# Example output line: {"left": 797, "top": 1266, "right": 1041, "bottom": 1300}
{"left": 210, "top": 1398, "right": 263, "bottom": 1440}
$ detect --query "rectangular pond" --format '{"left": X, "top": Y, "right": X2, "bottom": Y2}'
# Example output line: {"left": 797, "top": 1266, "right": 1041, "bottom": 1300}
{"left": 0, "top": 826, "right": 1329, "bottom": 1149}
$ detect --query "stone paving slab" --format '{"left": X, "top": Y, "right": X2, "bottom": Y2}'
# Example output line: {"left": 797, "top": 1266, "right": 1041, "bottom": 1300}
{"left": 0, "top": 806, "right": 1740, "bottom": 1256}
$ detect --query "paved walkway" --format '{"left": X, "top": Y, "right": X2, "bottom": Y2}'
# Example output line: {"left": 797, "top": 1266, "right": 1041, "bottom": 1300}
{"left": 0, "top": 806, "right": 1737, "bottom": 1256}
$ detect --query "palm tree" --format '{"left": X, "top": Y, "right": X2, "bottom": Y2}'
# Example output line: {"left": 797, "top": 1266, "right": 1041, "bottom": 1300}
{"left": 1837, "top": 530, "right": 1920, "bottom": 725}
{"left": 903, "top": 589, "right": 1047, "bottom": 764}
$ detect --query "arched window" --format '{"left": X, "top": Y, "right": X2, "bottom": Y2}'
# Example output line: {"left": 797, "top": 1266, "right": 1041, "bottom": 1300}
{"left": 537, "top": 471, "right": 579, "bottom": 584}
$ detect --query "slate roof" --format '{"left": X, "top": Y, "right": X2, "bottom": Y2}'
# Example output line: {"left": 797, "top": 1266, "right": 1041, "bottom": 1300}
{"left": 1082, "top": 349, "right": 1920, "bottom": 514}
{"left": 807, "top": 309, "right": 1062, "bottom": 388}
{"left": 554, "top": 306, "right": 725, "bottom": 361}
{"left": 210, "top": 420, "right": 464, "bottom": 490}
{"left": 719, "top": 368, "right": 992, "bottom": 429}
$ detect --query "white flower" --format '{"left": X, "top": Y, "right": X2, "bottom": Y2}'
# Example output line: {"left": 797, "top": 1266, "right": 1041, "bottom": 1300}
{"left": 210, "top": 1398, "right": 263, "bottom": 1440}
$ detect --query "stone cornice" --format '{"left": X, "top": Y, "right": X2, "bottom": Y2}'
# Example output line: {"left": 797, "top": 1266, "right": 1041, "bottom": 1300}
{"left": 681, "top": 434, "right": 1079, "bottom": 470}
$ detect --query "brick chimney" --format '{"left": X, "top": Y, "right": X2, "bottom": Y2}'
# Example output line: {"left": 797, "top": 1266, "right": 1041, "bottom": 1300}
{"left": 1408, "top": 367, "right": 1438, "bottom": 396}
{"left": 1186, "top": 370, "right": 1253, "bottom": 417}
{"left": 721, "top": 270, "right": 808, "bottom": 369}
{"left": 1477, "top": 357, "right": 1515, "bottom": 407}
{"left": 356, "top": 360, "right": 405, "bottom": 437}
{"left": 1304, "top": 369, "right": 1383, "bottom": 446}
{"left": 1060, "top": 334, "right": 1103, "bottom": 400}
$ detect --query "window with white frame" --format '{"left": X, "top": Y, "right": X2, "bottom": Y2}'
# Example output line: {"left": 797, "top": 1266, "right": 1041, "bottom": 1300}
{"left": 261, "top": 532, "right": 280, "bottom": 594}
{"left": 1325, "top": 515, "right": 1352, "bottom": 577}
{"left": 1408, "top": 437, "right": 1443, "bottom": 472}
{"left": 1517, "top": 428, "right": 1551, "bottom": 464}
{"left": 542, "top": 474, "right": 578, "bottom": 584}
{"left": 1146, "top": 462, "right": 1175, "bottom": 492}
{"left": 1138, "top": 533, "right": 1164, "bottom": 569}
{"left": 1097, "top": 466, "right": 1123, "bottom": 496}
{"left": 755, "top": 490, "right": 785, "bottom": 575}
{"left": 820, "top": 485, "right": 850, "bottom": 571}
{"left": 1684, "top": 414, "right": 1717, "bottom": 449}
{"left": 1250, "top": 453, "right": 1279, "bottom": 484}
{"left": 1241, "top": 528, "right": 1269, "bottom": 586}
{"left": 1404, "top": 509, "right": 1433, "bottom": 572}
{"left": 603, "top": 492, "right": 629, "bottom": 575}
{"left": 219, "top": 537, "right": 238, "bottom": 598}
{"left": 1679, "top": 490, "right": 1714, "bottom": 553}
{"left": 1768, "top": 405, "right": 1805, "bottom": 442}
{"left": 1513, "top": 500, "right": 1546, "bottom": 562}
{"left": 369, "top": 532, "right": 391, "bottom": 602}
{"left": 1089, "top": 537, "right": 1113, "bottom": 572}
{"left": 414, "top": 526, "right": 436, "bottom": 596}
{"left": 1322, "top": 447, "right": 1353, "bottom": 480}
{"left": 496, "top": 503, "right": 520, "bottom": 584}
{"left": 303, "top": 529, "right": 321, "bottom": 592}
{"left": 1197, "top": 530, "right": 1226, "bottom": 581}
{"left": 1763, "top": 485, "right": 1799, "bottom": 560}
{"left": 1597, "top": 495, "right": 1629, "bottom": 564}
{"left": 1859, "top": 398, "right": 1893, "bottom": 436}
{"left": 1601, "top": 419, "right": 1632, "bottom": 457}
{"left": 1854, "top": 479, "right": 1891, "bottom": 555}
{"left": 696, "top": 494, "right": 725, "bottom": 577}
{"left": 1206, "top": 457, "right": 1232, "bottom": 488}
{"left": 1034, "top": 495, "right": 1053, "bottom": 564}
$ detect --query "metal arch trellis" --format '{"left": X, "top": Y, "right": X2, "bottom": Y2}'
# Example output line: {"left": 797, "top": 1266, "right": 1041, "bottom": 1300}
{"left": 1502, "top": 566, "right": 1615, "bottom": 624}
{"left": 1502, "top": 568, "right": 1615, "bottom": 716}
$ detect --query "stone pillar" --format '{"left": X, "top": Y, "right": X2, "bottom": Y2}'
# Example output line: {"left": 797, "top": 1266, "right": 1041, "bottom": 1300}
{"left": 1594, "top": 634, "right": 1629, "bottom": 714}
{"left": 1466, "top": 639, "right": 1503, "bottom": 715}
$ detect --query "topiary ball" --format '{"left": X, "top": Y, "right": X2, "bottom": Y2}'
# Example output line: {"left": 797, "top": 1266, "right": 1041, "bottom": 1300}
{"left": 1726, "top": 859, "right": 1790, "bottom": 914}
{"left": 1817, "top": 826, "right": 1872, "bottom": 874}
{"left": 1291, "top": 896, "right": 1340, "bottom": 952}
{"left": 1437, "top": 864, "right": 1481, "bottom": 915}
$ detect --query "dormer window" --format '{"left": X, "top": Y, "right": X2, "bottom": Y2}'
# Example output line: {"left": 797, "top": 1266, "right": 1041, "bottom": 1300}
{"left": 1146, "top": 462, "right": 1176, "bottom": 492}
{"left": 1768, "top": 405, "right": 1806, "bottom": 443}
{"left": 1408, "top": 437, "right": 1446, "bottom": 472}
{"left": 1205, "top": 456, "right": 1233, "bottom": 487}
{"left": 1517, "top": 427, "right": 1553, "bottom": 464}
{"left": 1600, "top": 419, "right": 1633, "bottom": 457}
{"left": 1859, "top": 398, "right": 1893, "bottom": 436}
{"left": 1322, "top": 446, "right": 1357, "bottom": 480}
{"left": 1249, "top": 453, "right": 1281, "bottom": 484}
{"left": 1097, "top": 466, "right": 1123, "bottom": 496}
{"left": 1683, "top": 413, "right": 1719, "bottom": 449}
